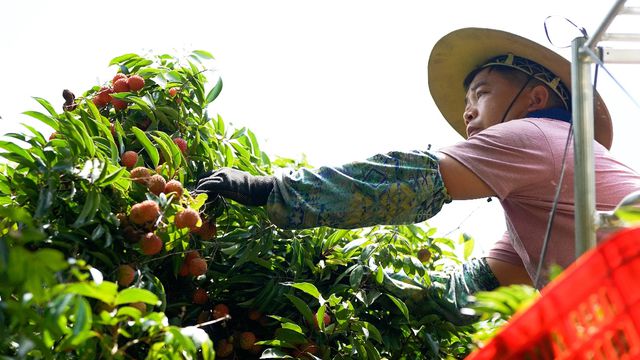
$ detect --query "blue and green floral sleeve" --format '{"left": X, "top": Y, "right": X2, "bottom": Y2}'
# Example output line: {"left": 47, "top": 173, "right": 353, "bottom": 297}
{"left": 266, "top": 150, "right": 452, "bottom": 229}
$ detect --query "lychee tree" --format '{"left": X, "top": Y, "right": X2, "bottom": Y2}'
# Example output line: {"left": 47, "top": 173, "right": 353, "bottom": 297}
{"left": 0, "top": 50, "right": 511, "bottom": 359}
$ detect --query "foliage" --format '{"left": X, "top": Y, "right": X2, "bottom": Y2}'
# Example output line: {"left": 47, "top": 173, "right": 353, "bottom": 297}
{"left": 0, "top": 50, "right": 515, "bottom": 359}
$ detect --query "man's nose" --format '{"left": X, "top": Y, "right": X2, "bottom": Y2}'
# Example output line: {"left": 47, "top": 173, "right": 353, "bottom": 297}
{"left": 463, "top": 108, "right": 476, "bottom": 125}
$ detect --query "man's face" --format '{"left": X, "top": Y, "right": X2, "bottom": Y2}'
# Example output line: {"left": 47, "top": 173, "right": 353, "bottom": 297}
{"left": 463, "top": 68, "right": 531, "bottom": 138}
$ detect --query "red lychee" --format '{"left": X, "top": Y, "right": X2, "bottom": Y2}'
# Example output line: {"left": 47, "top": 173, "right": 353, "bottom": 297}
{"left": 172, "top": 137, "right": 188, "bottom": 155}
{"left": 248, "top": 309, "right": 262, "bottom": 321}
{"left": 93, "top": 86, "right": 113, "bottom": 108}
{"left": 193, "top": 220, "right": 217, "bottom": 240}
{"left": 117, "top": 264, "right": 136, "bottom": 287}
{"left": 113, "top": 78, "right": 130, "bottom": 93}
{"left": 312, "top": 312, "right": 331, "bottom": 329}
{"left": 192, "top": 288, "right": 208, "bottom": 304}
{"left": 122, "top": 226, "right": 143, "bottom": 243}
{"left": 147, "top": 174, "right": 166, "bottom": 196}
{"left": 175, "top": 208, "right": 201, "bottom": 230}
{"left": 121, "top": 151, "right": 138, "bottom": 168}
{"left": 163, "top": 179, "right": 184, "bottom": 198}
{"left": 128, "top": 75, "right": 145, "bottom": 92}
{"left": 417, "top": 248, "right": 431, "bottom": 263}
{"left": 130, "top": 167, "right": 151, "bottom": 185}
{"left": 216, "top": 339, "right": 233, "bottom": 358}
{"left": 129, "top": 200, "right": 160, "bottom": 225}
{"left": 188, "top": 257, "right": 208, "bottom": 277}
{"left": 168, "top": 87, "right": 179, "bottom": 97}
{"left": 140, "top": 232, "right": 163, "bottom": 255}
{"left": 92, "top": 95, "right": 108, "bottom": 108}
{"left": 112, "top": 73, "right": 127, "bottom": 84}
{"left": 212, "top": 303, "right": 230, "bottom": 320}
{"left": 239, "top": 331, "right": 257, "bottom": 350}
{"left": 111, "top": 98, "right": 128, "bottom": 111}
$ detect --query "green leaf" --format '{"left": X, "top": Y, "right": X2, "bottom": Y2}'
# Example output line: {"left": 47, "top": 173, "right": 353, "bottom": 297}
{"left": 23, "top": 110, "right": 58, "bottom": 130}
{"left": 131, "top": 126, "right": 159, "bottom": 167}
{"left": 109, "top": 53, "right": 139, "bottom": 66}
{"left": 62, "top": 281, "right": 118, "bottom": 305}
{"left": 33, "top": 97, "right": 58, "bottom": 116}
{"left": 72, "top": 188, "right": 100, "bottom": 228}
{"left": 283, "top": 282, "right": 321, "bottom": 300}
{"left": 350, "top": 264, "right": 365, "bottom": 288}
{"left": 192, "top": 50, "right": 215, "bottom": 60}
{"left": 385, "top": 294, "right": 409, "bottom": 321}
{"left": 205, "top": 77, "right": 223, "bottom": 104}
{"left": 0, "top": 140, "right": 35, "bottom": 165}
{"left": 284, "top": 294, "right": 315, "bottom": 329}
{"left": 115, "top": 288, "right": 159, "bottom": 305}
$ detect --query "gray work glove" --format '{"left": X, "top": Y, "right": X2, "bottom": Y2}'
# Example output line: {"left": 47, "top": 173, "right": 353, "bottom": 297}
{"left": 194, "top": 168, "right": 275, "bottom": 206}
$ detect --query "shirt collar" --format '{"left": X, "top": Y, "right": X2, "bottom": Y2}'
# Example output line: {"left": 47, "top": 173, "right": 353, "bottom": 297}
{"left": 526, "top": 108, "right": 572, "bottom": 124}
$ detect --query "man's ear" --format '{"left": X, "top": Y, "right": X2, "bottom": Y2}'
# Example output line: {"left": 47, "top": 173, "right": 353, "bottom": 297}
{"left": 527, "top": 85, "right": 550, "bottom": 112}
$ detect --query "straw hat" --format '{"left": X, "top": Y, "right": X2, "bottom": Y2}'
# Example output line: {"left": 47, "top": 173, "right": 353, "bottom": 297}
{"left": 427, "top": 27, "right": 613, "bottom": 149}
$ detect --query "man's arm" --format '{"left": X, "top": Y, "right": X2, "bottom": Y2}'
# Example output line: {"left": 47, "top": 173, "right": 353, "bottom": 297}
{"left": 436, "top": 152, "right": 495, "bottom": 200}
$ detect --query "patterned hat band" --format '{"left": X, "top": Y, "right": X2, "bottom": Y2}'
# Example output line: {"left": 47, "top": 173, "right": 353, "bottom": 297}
{"left": 480, "top": 54, "right": 571, "bottom": 110}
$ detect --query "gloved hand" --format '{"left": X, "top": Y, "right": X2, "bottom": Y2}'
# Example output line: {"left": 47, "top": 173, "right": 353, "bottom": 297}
{"left": 194, "top": 168, "right": 275, "bottom": 206}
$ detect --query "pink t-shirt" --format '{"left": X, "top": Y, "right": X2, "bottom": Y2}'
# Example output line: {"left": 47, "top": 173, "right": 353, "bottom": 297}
{"left": 439, "top": 118, "right": 640, "bottom": 286}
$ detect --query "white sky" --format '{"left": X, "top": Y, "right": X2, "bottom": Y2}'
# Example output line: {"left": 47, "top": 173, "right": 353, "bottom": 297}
{"left": 1, "top": 0, "right": 639, "bottom": 255}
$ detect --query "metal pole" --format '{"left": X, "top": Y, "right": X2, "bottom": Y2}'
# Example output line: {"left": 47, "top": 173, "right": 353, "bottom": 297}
{"left": 572, "top": 36, "right": 597, "bottom": 258}
{"left": 585, "top": 0, "right": 627, "bottom": 50}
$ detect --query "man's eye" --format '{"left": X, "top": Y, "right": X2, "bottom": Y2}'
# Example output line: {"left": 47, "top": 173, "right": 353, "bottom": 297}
{"left": 476, "top": 90, "right": 487, "bottom": 98}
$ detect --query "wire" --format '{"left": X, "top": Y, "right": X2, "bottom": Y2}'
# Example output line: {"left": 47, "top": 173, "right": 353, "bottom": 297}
{"left": 534, "top": 18, "right": 600, "bottom": 288}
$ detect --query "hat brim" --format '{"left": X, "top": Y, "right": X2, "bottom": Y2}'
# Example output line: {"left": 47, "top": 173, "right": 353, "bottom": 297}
{"left": 428, "top": 27, "right": 613, "bottom": 149}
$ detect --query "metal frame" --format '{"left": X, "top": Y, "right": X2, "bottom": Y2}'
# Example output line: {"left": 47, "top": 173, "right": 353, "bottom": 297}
{"left": 573, "top": 0, "right": 640, "bottom": 258}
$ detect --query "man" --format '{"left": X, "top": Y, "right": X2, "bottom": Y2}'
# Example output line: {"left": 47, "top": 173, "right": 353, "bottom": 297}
{"left": 195, "top": 27, "right": 640, "bottom": 323}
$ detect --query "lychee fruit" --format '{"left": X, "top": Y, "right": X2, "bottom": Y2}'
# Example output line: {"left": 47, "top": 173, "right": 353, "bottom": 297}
{"left": 193, "top": 220, "right": 217, "bottom": 240}
{"left": 92, "top": 95, "right": 108, "bottom": 108}
{"left": 130, "top": 167, "right": 151, "bottom": 185}
{"left": 128, "top": 75, "right": 145, "bottom": 92}
{"left": 212, "top": 303, "right": 230, "bottom": 320}
{"left": 312, "top": 312, "right": 331, "bottom": 329}
{"left": 163, "top": 179, "right": 184, "bottom": 199}
{"left": 112, "top": 73, "right": 128, "bottom": 84}
{"left": 186, "top": 250, "right": 200, "bottom": 261}
{"left": 173, "top": 137, "right": 188, "bottom": 155}
{"left": 417, "top": 248, "right": 431, "bottom": 263}
{"left": 168, "top": 87, "right": 179, "bottom": 97}
{"left": 49, "top": 132, "right": 57, "bottom": 141}
{"left": 239, "top": 331, "right": 257, "bottom": 350}
{"left": 140, "top": 232, "right": 163, "bottom": 255}
{"left": 175, "top": 208, "right": 201, "bottom": 230}
{"left": 113, "top": 78, "right": 130, "bottom": 93}
{"left": 93, "top": 87, "right": 113, "bottom": 108}
{"left": 197, "top": 310, "right": 211, "bottom": 324}
{"left": 216, "top": 339, "right": 234, "bottom": 358}
{"left": 188, "top": 257, "right": 208, "bottom": 277}
{"left": 122, "top": 226, "right": 143, "bottom": 243}
{"left": 121, "top": 151, "right": 138, "bottom": 168}
{"left": 178, "top": 262, "right": 190, "bottom": 277}
{"left": 192, "top": 288, "right": 208, "bottom": 304}
{"left": 111, "top": 98, "right": 128, "bottom": 111}
{"left": 117, "top": 264, "right": 136, "bottom": 287}
{"left": 147, "top": 174, "right": 166, "bottom": 196}
{"left": 248, "top": 309, "right": 262, "bottom": 321}
{"left": 129, "top": 200, "right": 160, "bottom": 225}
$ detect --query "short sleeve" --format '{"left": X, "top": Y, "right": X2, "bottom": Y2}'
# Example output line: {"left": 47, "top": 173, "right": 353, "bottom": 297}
{"left": 486, "top": 231, "right": 524, "bottom": 266}
{"left": 438, "top": 120, "right": 556, "bottom": 200}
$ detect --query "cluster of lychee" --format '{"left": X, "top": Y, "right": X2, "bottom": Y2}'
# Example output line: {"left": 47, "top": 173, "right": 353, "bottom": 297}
{"left": 209, "top": 306, "right": 264, "bottom": 358}
{"left": 92, "top": 73, "right": 145, "bottom": 110}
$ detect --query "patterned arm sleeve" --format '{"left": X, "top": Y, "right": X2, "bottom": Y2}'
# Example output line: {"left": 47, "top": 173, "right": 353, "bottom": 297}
{"left": 265, "top": 150, "right": 452, "bottom": 229}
